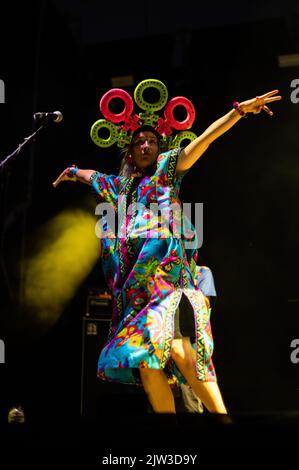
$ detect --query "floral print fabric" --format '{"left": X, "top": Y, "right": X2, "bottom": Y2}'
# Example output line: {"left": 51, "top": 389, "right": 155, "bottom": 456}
{"left": 91, "top": 148, "right": 216, "bottom": 385}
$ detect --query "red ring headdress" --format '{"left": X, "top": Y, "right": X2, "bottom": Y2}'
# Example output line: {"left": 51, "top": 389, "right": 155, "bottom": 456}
{"left": 90, "top": 78, "right": 197, "bottom": 152}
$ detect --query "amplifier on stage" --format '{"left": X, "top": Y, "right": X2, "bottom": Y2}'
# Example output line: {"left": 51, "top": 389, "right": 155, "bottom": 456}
{"left": 81, "top": 288, "right": 113, "bottom": 418}
{"left": 85, "top": 288, "right": 112, "bottom": 319}
{"left": 81, "top": 287, "right": 147, "bottom": 419}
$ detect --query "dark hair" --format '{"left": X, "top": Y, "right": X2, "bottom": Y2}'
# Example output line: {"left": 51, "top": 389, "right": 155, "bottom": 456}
{"left": 131, "top": 125, "right": 161, "bottom": 142}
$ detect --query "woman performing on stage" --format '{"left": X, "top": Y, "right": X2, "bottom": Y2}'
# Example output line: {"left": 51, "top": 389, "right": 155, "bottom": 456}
{"left": 53, "top": 79, "right": 281, "bottom": 414}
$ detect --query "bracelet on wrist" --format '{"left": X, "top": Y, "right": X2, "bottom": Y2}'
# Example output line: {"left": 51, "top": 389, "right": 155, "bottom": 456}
{"left": 67, "top": 165, "right": 79, "bottom": 177}
{"left": 233, "top": 101, "right": 247, "bottom": 118}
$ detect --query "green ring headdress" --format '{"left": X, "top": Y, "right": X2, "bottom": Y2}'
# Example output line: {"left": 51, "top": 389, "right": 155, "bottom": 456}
{"left": 90, "top": 78, "right": 197, "bottom": 152}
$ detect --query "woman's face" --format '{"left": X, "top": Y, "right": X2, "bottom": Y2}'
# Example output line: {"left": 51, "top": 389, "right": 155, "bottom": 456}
{"left": 130, "top": 131, "right": 159, "bottom": 171}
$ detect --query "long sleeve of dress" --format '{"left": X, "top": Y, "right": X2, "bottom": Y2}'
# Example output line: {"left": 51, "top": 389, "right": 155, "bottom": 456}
{"left": 90, "top": 171, "right": 123, "bottom": 209}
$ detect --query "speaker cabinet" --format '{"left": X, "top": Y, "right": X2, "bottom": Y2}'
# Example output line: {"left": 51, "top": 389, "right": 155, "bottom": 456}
{"left": 80, "top": 289, "right": 147, "bottom": 419}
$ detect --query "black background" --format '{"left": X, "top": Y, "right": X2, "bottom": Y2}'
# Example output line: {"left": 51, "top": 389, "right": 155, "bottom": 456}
{"left": 0, "top": 0, "right": 299, "bottom": 436}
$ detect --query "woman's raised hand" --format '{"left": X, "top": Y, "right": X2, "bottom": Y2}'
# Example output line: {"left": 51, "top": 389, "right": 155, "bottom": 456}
{"left": 240, "top": 90, "right": 282, "bottom": 116}
{"left": 52, "top": 166, "right": 78, "bottom": 188}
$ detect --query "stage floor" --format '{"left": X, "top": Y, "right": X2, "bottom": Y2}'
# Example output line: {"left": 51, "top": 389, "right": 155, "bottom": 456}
{"left": 1, "top": 410, "right": 299, "bottom": 464}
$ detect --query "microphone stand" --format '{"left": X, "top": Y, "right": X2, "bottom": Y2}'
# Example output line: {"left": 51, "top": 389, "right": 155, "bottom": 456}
{"left": 0, "top": 122, "right": 45, "bottom": 169}
{"left": 0, "top": 118, "right": 50, "bottom": 306}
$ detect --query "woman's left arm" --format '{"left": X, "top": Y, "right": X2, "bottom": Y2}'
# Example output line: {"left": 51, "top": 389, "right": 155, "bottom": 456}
{"left": 176, "top": 90, "right": 281, "bottom": 174}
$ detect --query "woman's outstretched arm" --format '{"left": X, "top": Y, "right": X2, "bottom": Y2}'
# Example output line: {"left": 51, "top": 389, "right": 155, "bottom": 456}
{"left": 176, "top": 90, "right": 281, "bottom": 173}
{"left": 52, "top": 167, "right": 96, "bottom": 187}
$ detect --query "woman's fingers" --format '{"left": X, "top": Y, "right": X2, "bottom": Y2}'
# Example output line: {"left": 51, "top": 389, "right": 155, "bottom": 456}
{"left": 260, "top": 89, "right": 280, "bottom": 99}
{"left": 264, "top": 94, "right": 282, "bottom": 104}
{"left": 258, "top": 91, "right": 282, "bottom": 104}
{"left": 52, "top": 168, "right": 72, "bottom": 188}
{"left": 52, "top": 173, "right": 66, "bottom": 187}
{"left": 253, "top": 91, "right": 281, "bottom": 116}
{"left": 262, "top": 105, "right": 273, "bottom": 116}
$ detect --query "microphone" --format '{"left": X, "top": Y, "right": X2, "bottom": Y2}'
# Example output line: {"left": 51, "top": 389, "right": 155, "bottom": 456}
{"left": 33, "top": 111, "right": 63, "bottom": 123}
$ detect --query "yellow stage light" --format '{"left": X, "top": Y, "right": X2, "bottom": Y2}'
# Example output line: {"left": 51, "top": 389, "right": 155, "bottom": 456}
{"left": 23, "top": 208, "right": 100, "bottom": 327}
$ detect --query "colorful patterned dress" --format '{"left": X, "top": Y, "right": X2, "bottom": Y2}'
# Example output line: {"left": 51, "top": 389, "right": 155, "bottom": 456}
{"left": 90, "top": 148, "right": 216, "bottom": 385}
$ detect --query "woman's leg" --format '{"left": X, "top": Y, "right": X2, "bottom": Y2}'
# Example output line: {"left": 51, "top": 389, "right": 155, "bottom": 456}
{"left": 139, "top": 368, "right": 176, "bottom": 413}
{"left": 171, "top": 337, "right": 227, "bottom": 414}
